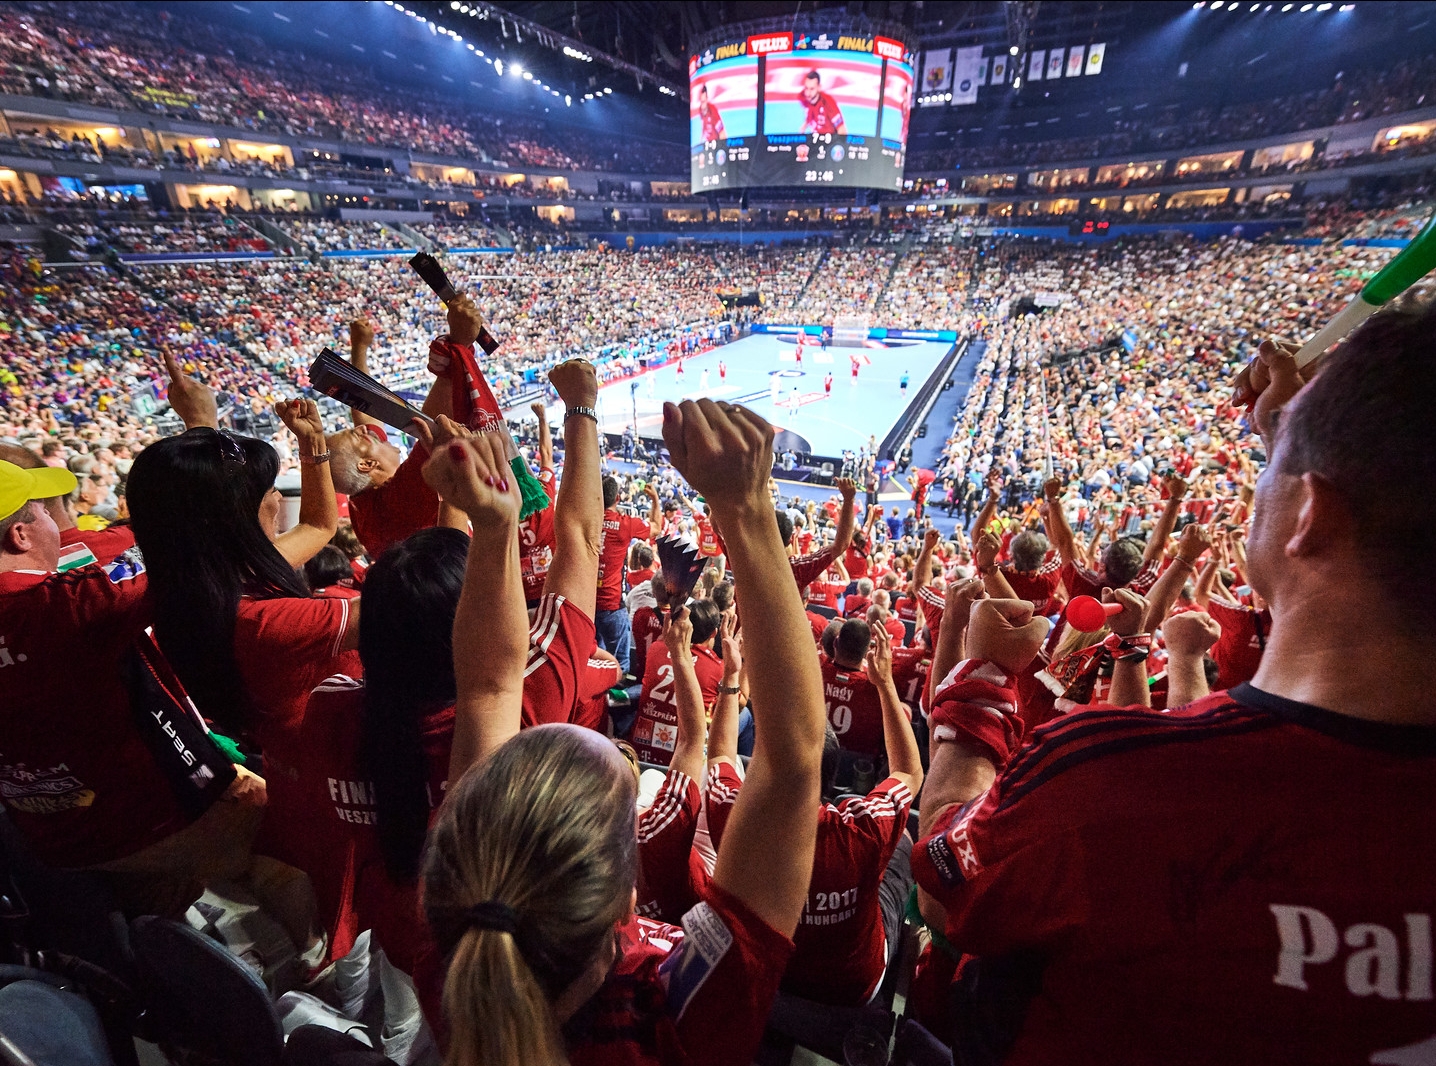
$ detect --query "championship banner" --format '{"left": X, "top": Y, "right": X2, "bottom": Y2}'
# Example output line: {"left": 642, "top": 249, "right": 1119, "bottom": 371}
{"left": 952, "top": 46, "right": 984, "bottom": 104}
{"left": 1028, "top": 50, "right": 1046, "bottom": 81}
{"left": 1085, "top": 42, "right": 1106, "bottom": 75}
{"left": 1047, "top": 48, "right": 1065, "bottom": 79}
{"left": 976, "top": 55, "right": 992, "bottom": 86}
{"left": 990, "top": 54, "right": 1008, "bottom": 87}
{"left": 922, "top": 49, "right": 953, "bottom": 93}
{"left": 1066, "top": 46, "right": 1085, "bottom": 78}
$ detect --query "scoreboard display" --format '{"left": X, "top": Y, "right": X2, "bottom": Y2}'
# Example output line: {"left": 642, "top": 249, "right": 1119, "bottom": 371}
{"left": 690, "top": 30, "right": 913, "bottom": 192}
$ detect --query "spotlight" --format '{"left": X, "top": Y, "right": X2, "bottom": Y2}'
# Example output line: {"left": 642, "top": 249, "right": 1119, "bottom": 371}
{"left": 1009, "top": 45, "right": 1019, "bottom": 56}
{"left": 522, "top": 70, "right": 532, "bottom": 80}
{"left": 1013, "top": 75, "right": 1022, "bottom": 87}
{"left": 1315, "top": 1, "right": 1331, "bottom": 7}
{"left": 1299, "top": 2, "right": 1313, "bottom": 9}
{"left": 1250, "top": 2, "right": 1259, "bottom": 9}
{"left": 1193, "top": 1, "right": 1205, "bottom": 7}
{"left": 449, "top": 0, "right": 459, "bottom": 7}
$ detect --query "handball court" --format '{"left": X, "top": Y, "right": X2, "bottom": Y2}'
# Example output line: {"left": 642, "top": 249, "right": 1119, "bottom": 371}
{"left": 570, "top": 331, "right": 957, "bottom": 458}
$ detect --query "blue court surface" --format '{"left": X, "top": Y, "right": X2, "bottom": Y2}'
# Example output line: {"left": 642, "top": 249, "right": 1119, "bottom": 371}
{"left": 580, "top": 332, "right": 955, "bottom": 456}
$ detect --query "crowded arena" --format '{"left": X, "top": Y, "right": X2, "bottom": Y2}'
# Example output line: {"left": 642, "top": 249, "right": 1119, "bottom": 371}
{"left": 1, "top": 0, "right": 1434, "bottom": 1063}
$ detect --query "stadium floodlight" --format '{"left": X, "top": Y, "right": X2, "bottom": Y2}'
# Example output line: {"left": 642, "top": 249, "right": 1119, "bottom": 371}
{"left": 1281, "top": 3, "right": 1294, "bottom": 8}
{"left": 522, "top": 70, "right": 532, "bottom": 80}
{"left": 1013, "top": 75, "right": 1022, "bottom": 87}
{"left": 1193, "top": 1, "right": 1205, "bottom": 7}
{"left": 1008, "top": 45, "right": 1019, "bottom": 56}
{"left": 1338, "top": 2, "right": 1354, "bottom": 8}
{"left": 1250, "top": 3, "right": 1259, "bottom": 9}
{"left": 450, "top": 0, "right": 459, "bottom": 7}
{"left": 604, "top": 86, "right": 613, "bottom": 93}
{"left": 565, "top": 94, "right": 571, "bottom": 105}
{"left": 494, "top": 58, "right": 504, "bottom": 75}
{"left": 1299, "top": 2, "right": 1313, "bottom": 8}
{"left": 1315, "top": 1, "right": 1331, "bottom": 8}
{"left": 945, "top": 92, "right": 952, "bottom": 101}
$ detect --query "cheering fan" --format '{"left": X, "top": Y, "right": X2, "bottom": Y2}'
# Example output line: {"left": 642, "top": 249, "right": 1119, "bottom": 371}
{"left": 409, "top": 252, "right": 550, "bottom": 520}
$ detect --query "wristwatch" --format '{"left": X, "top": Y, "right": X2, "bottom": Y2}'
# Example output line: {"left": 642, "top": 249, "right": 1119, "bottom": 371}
{"left": 717, "top": 683, "right": 742, "bottom": 695}
{"left": 565, "top": 406, "right": 598, "bottom": 423}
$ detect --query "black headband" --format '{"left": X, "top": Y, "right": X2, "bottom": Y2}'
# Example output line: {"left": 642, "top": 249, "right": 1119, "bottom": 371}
{"left": 463, "top": 901, "right": 519, "bottom": 936}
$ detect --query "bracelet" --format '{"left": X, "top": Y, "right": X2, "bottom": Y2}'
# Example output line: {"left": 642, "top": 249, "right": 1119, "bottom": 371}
{"left": 717, "top": 683, "right": 742, "bottom": 695}
{"left": 299, "top": 451, "right": 331, "bottom": 465}
{"left": 1170, "top": 555, "right": 1197, "bottom": 571}
{"left": 565, "top": 405, "right": 598, "bottom": 423}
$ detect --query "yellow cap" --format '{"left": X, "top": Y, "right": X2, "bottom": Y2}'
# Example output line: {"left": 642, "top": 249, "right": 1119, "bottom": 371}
{"left": 0, "top": 461, "right": 78, "bottom": 522}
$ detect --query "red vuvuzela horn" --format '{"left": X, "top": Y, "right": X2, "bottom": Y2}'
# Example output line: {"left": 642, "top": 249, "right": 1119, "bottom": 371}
{"left": 1067, "top": 595, "right": 1123, "bottom": 633}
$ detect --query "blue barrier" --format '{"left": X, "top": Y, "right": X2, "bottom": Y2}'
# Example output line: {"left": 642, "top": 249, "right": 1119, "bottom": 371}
{"left": 120, "top": 250, "right": 275, "bottom": 262}
{"left": 1341, "top": 237, "right": 1412, "bottom": 248}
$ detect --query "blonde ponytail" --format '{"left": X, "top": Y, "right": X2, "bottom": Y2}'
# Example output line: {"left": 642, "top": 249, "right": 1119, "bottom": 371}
{"left": 443, "top": 927, "right": 566, "bottom": 1066}
{"left": 425, "top": 724, "right": 639, "bottom": 1066}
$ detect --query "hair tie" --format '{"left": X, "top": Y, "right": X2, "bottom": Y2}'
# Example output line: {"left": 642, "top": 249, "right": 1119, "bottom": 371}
{"left": 463, "top": 901, "right": 519, "bottom": 936}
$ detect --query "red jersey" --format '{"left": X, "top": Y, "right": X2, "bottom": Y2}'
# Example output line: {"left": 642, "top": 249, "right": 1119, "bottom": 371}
{"left": 286, "top": 678, "right": 450, "bottom": 970}
{"left": 914, "top": 683, "right": 1436, "bottom": 1066}
{"left": 57, "top": 524, "right": 135, "bottom": 572}
{"left": 598, "top": 509, "right": 653, "bottom": 612}
{"left": 348, "top": 443, "right": 439, "bottom": 560}
{"left": 233, "top": 594, "right": 357, "bottom": 770}
{"left": 916, "top": 586, "right": 945, "bottom": 653}
{"left": 522, "top": 593, "right": 598, "bottom": 728}
{"left": 694, "top": 512, "right": 725, "bottom": 558}
{"left": 821, "top": 659, "right": 892, "bottom": 760}
{"left": 1060, "top": 558, "right": 1159, "bottom": 602}
{"left": 567, "top": 881, "right": 794, "bottom": 1066}
{"left": 519, "top": 466, "right": 559, "bottom": 603}
{"left": 706, "top": 764, "right": 912, "bottom": 1006}
{"left": 637, "top": 769, "right": 700, "bottom": 924}
{"left": 1004, "top": 555, "right": 1063, "bottom": 616}
{"left": 630, "top": 603, "right": 664, "bottom": 684}
{"left": 0, "top": 566, "right": 191, "bottom": 867}
{"left": 1204, "top": 596, "right": 1269, "bottom": 691}
{"left": 699, "top": 104, "right": 725, "bottom": 142}
{"left": 801, "top": 91, "right": 846, "bottom": 135}
{"left": 884, "top": 614, "right": 907, "bottom": 650}
{"left": 844, "top": 594, "right": 871, "bottom": 619}
{"left": 844, "top": 544, "right": 869, "bottom": 580}
{"left": 791, "top": 543, "right": 843, "bottom": 595}
{"left": 890, "top": 646, "right": 931, "bottom": 714}
{"left": 809, "top": 578, "right": 846, "bottom": 612}
{"left": 631, "top": 644, "right": 724, "bottom": 766}
{"left": 894, "top": 595, "right": 919, "bottom": 624}
{"left": 628, "top": 567, "right": 655, "bottom": 590}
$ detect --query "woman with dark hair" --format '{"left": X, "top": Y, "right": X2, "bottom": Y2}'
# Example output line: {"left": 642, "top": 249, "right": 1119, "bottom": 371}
{"left": 126, "top": 400, "right": 355, "bottom": 765}
{"left": 283, "top": 526, "right": 467, "bottom": 969}
{"left": 423, "top": 400, "right": 827, "bottom": 1066}
{"left": 305, "top": 545, "right": 359, "bottom": 598}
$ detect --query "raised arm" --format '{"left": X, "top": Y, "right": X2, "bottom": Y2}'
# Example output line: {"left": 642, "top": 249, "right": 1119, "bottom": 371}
{"left": 974, "top": 531, "right": 1018, "bottom": 600}
{"left": 273, "top": 398, "right": 339, "bottom": 568}
{"left": 969, "top": 474, "right": 1001, "bottom": 542}
{"left": 1162, "top": 610, "right": 1220, "bottom": 709}
{"left": 163, "top": 350, "right": 218, "bottom": 431}
{"left": 425, "top": 433, "right": 527, "bottom": 786}
{"left": 912, "top": 527, "right": 940, "bottom": 596}
{"left": 865, "top": 623, "right": 923, "bottom": 795}
{"left": 663, "top": 398, "right": 825, "bottom": 938}
{"left": 1142, "top": 523, "right": 1211, "bottom": 631}
{"left": 1104, "top": 586, "right": 1151, "bottom": 710}
{"left": 831, "top": 477, "right": 858, "bottom": 557}
{"left": 928, "top": 576, "right": 986, "bottom": 707}
{"left": 347, "top": 319, "right": 379, "bottom": 428}
{"left": 1143, "top": 475, "right": 1188, "bottom": 567}
{"left": 540, "top": 360, "right": 604, "bottom": 621}
{"left": 706, "top": 612, "right": 743, "bottom": 770}
{"left": 1041, "top": 477, "right": 1078, "bottom": 565}
{"left": 662, "top": 607, "right": 709, "bottom": 784}
{"left": 531, "top": 400, "right": 553, "bottom": 470}
{"left": 646, "top": 482, "right": 663, "bottom": 541}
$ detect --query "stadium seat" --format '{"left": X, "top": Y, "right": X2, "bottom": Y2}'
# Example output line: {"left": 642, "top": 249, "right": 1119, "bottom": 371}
{"left": 130, "top": 916, "right": 284, "bottom": 1066}
{"left": 890, "top": 1017, "right": 954, "bottom": 1066}
{"left": 757, "top": 991, "right": 895, "bottom": 1066}
{"left": 0, "top": 971, "right": 115, "bottom": 1066}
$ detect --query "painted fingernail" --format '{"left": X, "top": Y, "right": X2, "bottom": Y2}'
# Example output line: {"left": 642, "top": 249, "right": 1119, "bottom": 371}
{"left": 485, "top": 475, "right": 496, "bottom": 487}
{"left": 448, "top": 442, "right": 467, "bottom": 461}
{"left": 499, "top": 478, "right": 510, "bottom": 492}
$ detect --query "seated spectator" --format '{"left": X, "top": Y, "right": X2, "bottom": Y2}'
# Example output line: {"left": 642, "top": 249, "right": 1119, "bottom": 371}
{"left": 304, "top": 545, "right": 360, "bottom": 599}
{"left": 821, "top": 619, "right": 896, "bottom": 762}
{"left": 630, "top": 598, "right": 723, "bottom": 766}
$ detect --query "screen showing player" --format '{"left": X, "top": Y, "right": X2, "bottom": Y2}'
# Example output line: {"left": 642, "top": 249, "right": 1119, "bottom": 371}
{"left": 880, "top": 60, "right": 914, "bottom": 145}
{"left": 762, "top": 54, "right": 880, "bottom": 138}
{"left": 689, "top": 35, "right": 909, "bottom": 192}
{"left": 690, "top": 56, "right": 758, "bottom": 146}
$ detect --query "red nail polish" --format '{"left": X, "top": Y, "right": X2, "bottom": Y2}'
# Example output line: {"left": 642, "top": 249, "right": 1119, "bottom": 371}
{"left": 499, "top": 478, "right": 509, "bottom": 492}
{"left": 448, "top": 442, "right": 467, "bottom": 461}
{"left": 485, "top": 475, "right": 496, "bottom": 487}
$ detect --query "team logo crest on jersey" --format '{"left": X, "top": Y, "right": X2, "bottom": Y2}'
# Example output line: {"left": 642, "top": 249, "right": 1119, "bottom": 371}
{"left": 660, "top": 901, "right": 734, "bottom": 1021}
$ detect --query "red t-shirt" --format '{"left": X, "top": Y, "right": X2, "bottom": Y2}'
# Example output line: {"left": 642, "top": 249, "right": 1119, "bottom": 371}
{"left": 349, "top": 443, "right": 438, "bottom": 560}
{"left": 809, "top": 578, "right": 846, "bottom": 612}
{"left": 821, "top": 659, "right": 891, "bottom": 759}
{"left": 57, "top": 524, "right": 135, "bottom": 572}
{"left": 894, "top": 595, "right": 919, "bottom": 624}
{"left": 890, "top": 646, "right": 931, "bottom": 714}
{"left": 637, "top": 769, "right": 701, "bottom": 924}
{"left": 519, "top": 467, "right": 559, "bottom": 603}
{"left": 598, "top": 509, "right": 653, "bottom": 612}
{"left": 916, "top": 587, "right": 945, "bottom": 653}
{"left": 802, "top": 91, "right": 846, "bottom": 135}
{"left": 628, "top": 567, "right": 656, "bottom": 590}
{"left": 522, "top": 593, "right": 598, "bottom": 728}
{"left": 284, "top": 678, "right": 451, "bottom": 970}
{"left": 1060, "top": 558, "right": 1159, "bottom": 601}
{"left": 844, "top": 594, "right": 871, "bottom": 619}
{"left": 844, "top": 545, "right": 869, "bottom": 580}
{"left": 884, "top": 614, "right": 907, "bottom": 650}
{"left": 233, "top": 595, "right": 357, "bottom": 767}
{"left": 567, "top": 880, "right": 794, "bottom": 1066}
{"left": 1204, "top": 597, "right": 1269, "bottom": 691}
{"left": 630, "top": 604, "right": 664, "bottom": 684}
{"left": 914, "top": 684, "right": 1436, "bottom": 1065}
{"left": 632, "top": 644, "right": 724, "bottom": 766}
{"left": 706, "top": 764, "right": 913, "bottom": 1006}
{"left": 694, "top": 512, "right": 725, "bottom": 559}
{"left": 791, "top": 543, "right": 842, "bottom": 596}
{"left": 0, "top": 566, "right": 187, "bottom": 867}
{"left": 1003, "top": 555, "right": 1063, "bottom": 615}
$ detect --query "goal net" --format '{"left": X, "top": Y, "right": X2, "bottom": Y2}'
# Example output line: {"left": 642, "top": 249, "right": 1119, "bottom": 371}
{"left": 832, "top": 315, "right": 870, "bottom": 347}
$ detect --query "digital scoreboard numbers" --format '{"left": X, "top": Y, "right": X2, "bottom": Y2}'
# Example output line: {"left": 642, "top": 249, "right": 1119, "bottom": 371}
{"left": 689, "top": 30, "right": 912, "bottom": 192}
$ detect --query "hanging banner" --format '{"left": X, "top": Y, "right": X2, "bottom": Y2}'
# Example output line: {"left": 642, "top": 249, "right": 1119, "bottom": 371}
{"left": 1086, "top": 42, "right": 1106, "bottom": 75}
{"left": 991, "top": 54, "right": 1008, "bottom": 85}
{"left": 1047, "top": 48, "right": 1065, "bottom": 79}
{"left": 1028, "top": 50, "right": 1046, "bottom": 81}
{"left": 921, "top": 49, "right": 953, "bottom": 93}
{"left": 976, "top": 55, "right": 992, "bottom": 86}
{"left": 1066, "top": 46, "right": 1086, "bottom": 78}
{"left": 952, "top": 45, "right": 984, "bottom": 104}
